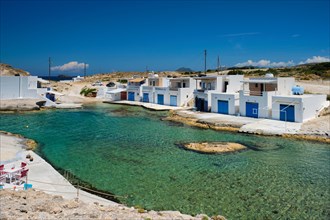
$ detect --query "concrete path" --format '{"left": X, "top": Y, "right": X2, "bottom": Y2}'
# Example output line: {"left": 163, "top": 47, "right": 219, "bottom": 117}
{"left": 25, "top": 150, "right": 119, "bottom": 206}
{"left": 106, "top": 100, "right": 185, "bottom": 111}
{"left": 1, "top": 136, "right": 119, "bottom": 207}
{"left": 175, "top": 110, "right": 302, "bottom": 135}
{"left": 240, "top": 119, "right": 302, "bottom": 135}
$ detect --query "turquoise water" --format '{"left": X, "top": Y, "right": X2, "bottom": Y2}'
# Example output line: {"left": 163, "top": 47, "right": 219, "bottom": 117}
{"left": 0, "top": 104, "right": 329, "bottom": 219}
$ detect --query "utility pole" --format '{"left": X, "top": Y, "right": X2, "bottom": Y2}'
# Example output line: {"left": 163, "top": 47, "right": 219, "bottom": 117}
{"left": 217, "top": 55, "right": 220, "bottom": 75}
{"left": 204, "top": 49, "right": 207, "bottom": 74}
{"left": 84, "top": 63, "right": 87, "bottom": 78}
{"left": 48, "top": 57, "right": 51, "bottom": 82}
{"left": 146, "top": 66, "right": 148, "bottom": 74}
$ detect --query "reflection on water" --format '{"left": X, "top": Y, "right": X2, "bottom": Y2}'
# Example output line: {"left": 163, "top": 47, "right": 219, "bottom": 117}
{"left": 0, "top": 103, "right": 329, "bottom": 219}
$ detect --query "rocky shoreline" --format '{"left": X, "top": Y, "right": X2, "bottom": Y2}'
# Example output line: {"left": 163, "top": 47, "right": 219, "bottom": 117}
{"left": 0, "top": 189, "right": 222, "bottom": 220}
{"left": 165, "top": 110, "right": 330, "bottom": 144}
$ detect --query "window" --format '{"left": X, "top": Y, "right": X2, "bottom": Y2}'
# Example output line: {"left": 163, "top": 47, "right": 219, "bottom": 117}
{"left": 152, "top": 81, "right": 156, "bottom": 86}
{"left": 255, "top": 84, "right": 258, "bottom": 88}
{"left": 183, "top": 82, "right": 186, "bottom": 88}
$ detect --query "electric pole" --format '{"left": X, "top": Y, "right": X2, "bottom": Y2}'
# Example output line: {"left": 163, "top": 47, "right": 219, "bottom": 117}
{"left": 48, "top": 57, "right": 51, "bottom": 82}
{"left": 84, "top": 63, "right": 87, "bottom": 78}
{"left": 217, "top": 55, "right": 220, "bottom": 75}
{"left": 204, "top": 49, "right": 207, "bottom": 74}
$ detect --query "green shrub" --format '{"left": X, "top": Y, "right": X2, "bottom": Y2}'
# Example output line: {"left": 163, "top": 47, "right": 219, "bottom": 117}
{"left": 227, "top": 70, "right": 244, "bottom": 75}
{"left": 80, "top": 87, "right": 97, "bottom": 97}
{"left": 117, "top": 79, "right": 128, "bottom": 83}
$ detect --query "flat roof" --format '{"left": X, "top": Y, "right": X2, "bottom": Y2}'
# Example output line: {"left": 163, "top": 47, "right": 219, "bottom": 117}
{"left": 169, "top": 77, "right": 191, "bottom": 81}
{"left": 106, "top": 88, "right": 126, "bottom": 94}
{"left": 129, "top": 78, "right": 145, "bottom": 83}
{"left": 193, "top": 76, "right": 218, "bottom": 80}
{"left": 273, "top": 94, "right": 323, "bottom": 98}
{"left": 241, "top": 79, "right": 277, "bottom": 84}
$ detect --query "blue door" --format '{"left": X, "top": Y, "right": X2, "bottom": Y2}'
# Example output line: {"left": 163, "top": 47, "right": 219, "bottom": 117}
{"left": 246, "top": 102, "right": 259, "bottom": 118}
{"left": 204, "top": 100, "right": 208, "bottom": 112}
{"left": 280, "top": 104, "right": 295, "bottom": 122}
{"left": 143, "top": 93, "right": 149, "bottom": 102}
{"left": 157, "top": 94, "right": 164, "bottom": 105}
{"left": 195, "top": 97, "right": 201, "bottom": 111}
{"left": 218, "top": 100, "right": 229, "bottom": 114}
{"left": 128, "top": 92, "right": 135, "bottom": 101}
{"left": 170, "top": 95, "right": 177, "bottom": 106}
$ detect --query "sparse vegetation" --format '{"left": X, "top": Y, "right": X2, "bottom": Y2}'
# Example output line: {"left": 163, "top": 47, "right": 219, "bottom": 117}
{"left": 80, "top": 87, "right": 97, "bottom": 97}
{"left": 227, "top": 70, "right": 244, "bottom": 75}
{"left": 117, "top": 79, "right": 128, "bottom": 83}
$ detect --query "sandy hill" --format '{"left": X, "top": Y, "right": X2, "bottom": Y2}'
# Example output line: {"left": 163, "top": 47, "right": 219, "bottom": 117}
{"left": 0, "top": 63, "right": 30, "bottom": 76}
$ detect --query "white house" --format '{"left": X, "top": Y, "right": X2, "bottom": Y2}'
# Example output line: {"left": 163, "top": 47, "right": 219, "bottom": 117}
{"left": 127, "top": 78, "right": 146, "bottom": 101}
{"left": 104, "top": 88, "right": 127, "bottom": 101}
{"left": 194, "top": 75, "right": 243, "bottom": 112}
{"left": 0, "top": 76, "right": 40, "bottom": 99}
{"left": 96, "top": 82, "right": 127, "bottom": 101}
{"left": 239, "top": 77, "right": 295, "bottom": 118}
{"left": 141, "top": 76, "right": 169, "bottom": 103}
{"left": 271, "top": 94, "right": 328, "bottom": 123}
{"left": 165, "top": 77, "right": 196, "bottom": 107}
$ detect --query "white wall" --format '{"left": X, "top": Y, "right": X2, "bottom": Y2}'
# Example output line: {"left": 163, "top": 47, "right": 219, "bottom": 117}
{"left": 271, "top": 95, "right": 327, "bottom": 122}
{"left": 239, "top": 90, "right": 275, "bottom": 118}
{"left": 127, "top": 86, "right": 141, "bottom": 101}
{"left": 96, "top": 86, "right": 107, "bottom": 98}
{"left": 211, "top": 93, "right": 239, "bottom": 115}
{"left": 0, "top": 76, "right": 39, "bottom": 99}
{"left": 155, "top": 88, "right": 168, "bottom": 104}
{"left": 105, "top": 92, "right": 121, "bottom": 101}
{"left": 226, "top": 75, "right": 244, "bottom": 93}
{"left": 141, "top": 87, "right": 154, "bottom": 103}
{"left": 277, "top": 77, "right": 295, "bottom": 95}
{"left": 271, "top": 96, "right": 303, "bottom": 122}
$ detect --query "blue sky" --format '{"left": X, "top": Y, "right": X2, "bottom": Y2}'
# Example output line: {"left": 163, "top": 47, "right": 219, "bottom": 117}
{"left": 1, "top": 0, "right": 329, "bottom": 75}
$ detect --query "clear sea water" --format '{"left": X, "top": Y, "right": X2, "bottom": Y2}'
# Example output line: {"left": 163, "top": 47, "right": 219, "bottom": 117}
{"left": 0, "top": 104, "right": 329, "bottom": 219}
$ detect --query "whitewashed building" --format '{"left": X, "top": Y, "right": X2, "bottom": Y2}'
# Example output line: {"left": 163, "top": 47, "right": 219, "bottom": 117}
{"left": 271, "top": 94, "right": 328, "bottom": 122}
{"left": 126, "top": 78, "right": 146, "bottom": 101}
{"left": 194, "top": 75, "right": 243, "bottom": 112}
{"left": 239, "top": 77, "right": 295, "bottom": 118}
{"left": 141, "top": 76, "right": 169, "bottom": 103}
{"left": 0, "top": 76, "right": 40, "bottom": 99}
{"left": 166, "top": 77, "right": 196, "bottom": 107}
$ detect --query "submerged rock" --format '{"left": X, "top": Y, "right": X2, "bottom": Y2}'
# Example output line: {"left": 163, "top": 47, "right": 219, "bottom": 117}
{"left": 181, "top": 142, "right": 247, "bottom": 154}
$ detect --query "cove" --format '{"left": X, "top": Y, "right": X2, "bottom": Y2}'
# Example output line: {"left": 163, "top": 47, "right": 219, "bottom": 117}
{"left": 0, "top": 103, "right": 329, "bottom": 219}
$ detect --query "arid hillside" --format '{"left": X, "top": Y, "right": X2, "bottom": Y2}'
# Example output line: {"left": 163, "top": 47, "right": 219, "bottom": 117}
{"left": 0, "top": 63, "right": 30, "bottom": 76}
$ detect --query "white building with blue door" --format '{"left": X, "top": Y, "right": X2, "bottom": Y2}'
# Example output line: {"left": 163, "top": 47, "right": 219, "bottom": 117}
{"left": 127, "top": 78, "right": 146, "bottom": 101}
{"left": 194, "top": 75, "right": 243, "bottom": 112}
{"left": 141, "top": 76, "right": 170, "bottom": 103}
{"left": 166, "top": 77, "right": 197, "bottom": 107}
{"left": 211, "top": 93, "right": 239, "bottom": 115}
{"left": 239, "top": 77, "right": 295, "bottom": 119}
{"left": 271, "top": 94, "right": 328, "bottom": 122}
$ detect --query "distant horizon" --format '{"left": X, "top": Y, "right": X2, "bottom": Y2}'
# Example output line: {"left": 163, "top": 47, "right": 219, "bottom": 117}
{"left": 1, "top": 0, "right": 329, "bottom": 75}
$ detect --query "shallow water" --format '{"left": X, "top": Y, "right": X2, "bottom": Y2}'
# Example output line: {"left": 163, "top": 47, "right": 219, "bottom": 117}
{"left": 1, "top": 104, "right": 329, "bottom": 219}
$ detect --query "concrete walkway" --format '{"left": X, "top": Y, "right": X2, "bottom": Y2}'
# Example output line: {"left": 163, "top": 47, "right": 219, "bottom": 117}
{"left": 105, "top": 100, "right": 186, "bottom": 111}
{"left": 1, "top": 137, "right": 119, "bottom": 207}
{"left": 25, "top": 150, "right": 119, "bottom": 206}
{"left": 175, "top": 110, "right": 302, "bottom": 135}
